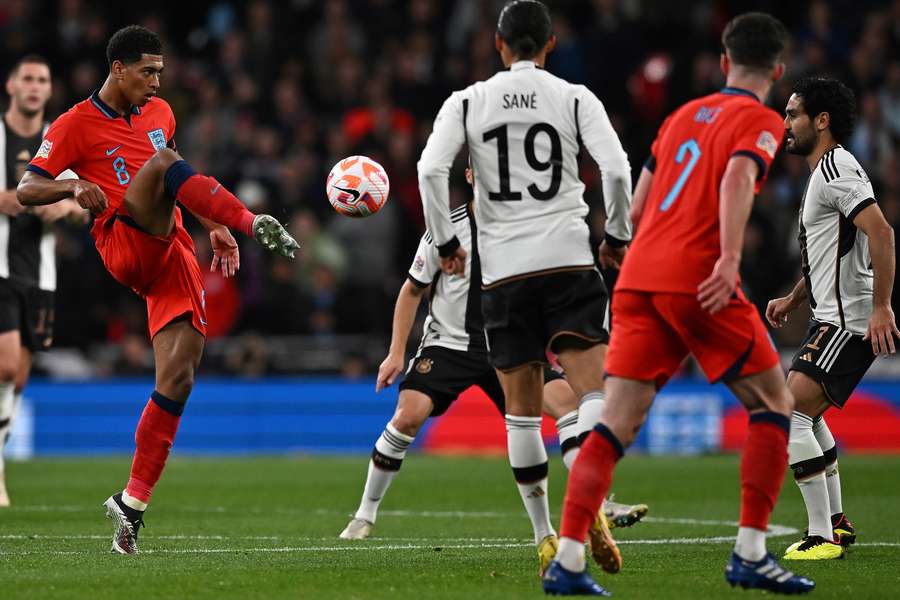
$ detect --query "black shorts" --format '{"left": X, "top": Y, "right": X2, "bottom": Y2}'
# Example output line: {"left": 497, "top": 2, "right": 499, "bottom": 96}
{"left": 399, "top": 345, "right": 565, "bottom": 417}
{"left": 790, "top": 320, "right": 875, "bottom": 408}
{"left": 481, "top": 268, "right": 610, "bottom": 371}
{"left": 0, "top": 278, "right": 55, "bottom": 352}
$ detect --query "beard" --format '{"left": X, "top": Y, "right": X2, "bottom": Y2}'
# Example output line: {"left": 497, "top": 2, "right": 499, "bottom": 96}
{"left": 15, "top": 103, "right": 41, "bottom": 119}
{"left": 785, "top": 133, "right": 815, "bottom": 156}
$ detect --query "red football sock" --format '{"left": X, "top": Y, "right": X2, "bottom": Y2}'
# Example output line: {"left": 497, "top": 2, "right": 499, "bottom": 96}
{"left": 125, "top": 392, "right": 184, "bottom": 505}
{"left": 740, "top": 412, "right": 790, "bottom": 530}
{"left": 164, "top": 160, "right": 255, "bottom": 237}
{"left": 559, "top": 424, "right": 623, "bottom": 542}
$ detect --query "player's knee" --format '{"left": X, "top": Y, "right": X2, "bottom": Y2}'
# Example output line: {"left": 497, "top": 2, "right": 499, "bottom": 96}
{"left": 165, "top": 365, "right": 196, "bottom": 400}
{"left": 390, "top": 412, "right": 425, "bottom": 437}
{"left": 0, "top": 363, "right": 17, "bottom": 383}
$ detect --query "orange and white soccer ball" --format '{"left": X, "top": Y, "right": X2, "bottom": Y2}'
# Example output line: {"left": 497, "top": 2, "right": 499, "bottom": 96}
{"left": 326, "top": 155, "right": 390, "bottom": 218}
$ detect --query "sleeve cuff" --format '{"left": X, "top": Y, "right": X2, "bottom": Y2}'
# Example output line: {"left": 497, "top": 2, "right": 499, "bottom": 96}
{"left": 26, "top": 164, "right": 55, "bottom": 179}
{"left": 407, "top": 273, "right": 430, "bottom": 288}
{"left": 437, "top": 236, "right": 461, "bottom": 258}
{"left": 847, "top": 197, "right": 876, "bottom": 223}
{"left": 731, "top": 150, "right": 768, "bottom": 181}
{"left": 604, "top": 233, "right": 629, "bottom": 248}
{"left": 643, "top": 155, "right": 656, "bottom": 174}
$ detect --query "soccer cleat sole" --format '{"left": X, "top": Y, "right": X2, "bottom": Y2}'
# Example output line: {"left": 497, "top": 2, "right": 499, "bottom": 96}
{"left": 727, "top": 580, "right": 815, "bottom": 595}
{"left": 587, "top": 510, "right": 622, "bottom": 574}
{"left": 103, "top": 496, "right": 137, "bottom": 555}
{"left": 252, "top": 215, "right": 300, "bottom": 259}
{"left": 606, "top": 503, "right": 649, "bottom": 529}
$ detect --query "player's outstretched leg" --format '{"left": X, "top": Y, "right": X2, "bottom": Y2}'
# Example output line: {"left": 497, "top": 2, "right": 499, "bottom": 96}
{"left": 123, "top": 148, "right": 299, "bottom": 258}
{"left": 724, "top": 366, "right": 815, "bottom": 593}
{"left": 105, "top": 320, "right": 203, "bottom": 554}
{"left": 340, "top": 390, "right": 427, "bottom": 540}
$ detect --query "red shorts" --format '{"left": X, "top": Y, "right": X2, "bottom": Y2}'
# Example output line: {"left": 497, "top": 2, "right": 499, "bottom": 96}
{"left": 605, "top": 289, "right": 779, "bottom": 388}
{"left": 93, "top": 208, "right": 207, "bottom": 339}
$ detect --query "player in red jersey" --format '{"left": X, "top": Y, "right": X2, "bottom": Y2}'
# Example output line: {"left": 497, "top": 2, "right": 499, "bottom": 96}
{"left": 16, "top": 26, "right": 299, "bottom": 554}
{"left": 544, "top": 13, "right": 815, "bottom": 596}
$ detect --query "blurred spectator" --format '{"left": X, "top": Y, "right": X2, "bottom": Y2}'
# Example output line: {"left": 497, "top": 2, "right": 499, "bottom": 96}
{"left": 0, "top": 0, "right": 896, "bottom": 375}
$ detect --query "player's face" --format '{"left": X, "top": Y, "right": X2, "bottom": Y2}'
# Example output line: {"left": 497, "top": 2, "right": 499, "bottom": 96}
{"left": 6, "top": 63, "right": 51, "bottom": 118}
{"left": 121, "top": 54, "right": 164, "bottom": 107}
{"left": 783, "top": 94, "right": 816, "bottom": 156}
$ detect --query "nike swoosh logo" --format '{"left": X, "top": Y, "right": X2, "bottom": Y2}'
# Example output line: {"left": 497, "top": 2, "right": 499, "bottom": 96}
{"left": 210, "top": 183, "right": 221, "bottom": 195}
{"left": 105, "top": 145, "right": 122, "bottom": 156}
{"left": 333, "top": 185, "right": 360, "bottom": 201}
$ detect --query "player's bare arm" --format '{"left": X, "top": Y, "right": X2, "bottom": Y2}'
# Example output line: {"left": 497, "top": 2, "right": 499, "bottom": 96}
{"left": 376, "top": 278, "right": 429, "bottom": 392}
{"left": 0, "top": 190, "right": 26, "bottom": 216}
{"left": 628, "top": 167, "right": 653, "bottom": 235}
{"left": 697, "top": 155, "right": 757, "bottom": 314}
{"left": 765, "top": 278, "right": 808, "bottom": 327}
{"left": 854, "top": 203, "right": 900, "bottom": 354}
{"left": 17, "top": 171, "right": 108, "bottom": 214}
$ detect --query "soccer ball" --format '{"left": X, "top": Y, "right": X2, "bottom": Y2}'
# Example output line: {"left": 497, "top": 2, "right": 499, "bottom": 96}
{"left": 326, "top": 155, "right": 390, "bottom": 218}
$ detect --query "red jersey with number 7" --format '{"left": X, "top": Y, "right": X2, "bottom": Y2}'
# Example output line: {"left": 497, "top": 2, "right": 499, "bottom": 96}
{"left": 26, "top": 90, "right": 176, "bottom": 228}
{"left": 616, "top": 87, "right": 784, "bottom": 294}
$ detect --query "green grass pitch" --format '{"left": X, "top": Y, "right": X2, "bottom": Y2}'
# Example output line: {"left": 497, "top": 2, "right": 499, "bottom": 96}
{"left": 3, "top": 454, "right": 899, "bottom": 599}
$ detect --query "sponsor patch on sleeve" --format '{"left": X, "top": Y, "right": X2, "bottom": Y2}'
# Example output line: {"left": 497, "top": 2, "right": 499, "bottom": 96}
{"left": 755, "top": 130, "right": 778, "bottom": 158}
{"left": 36, "top": 139, "right": 53, "bottom": 159}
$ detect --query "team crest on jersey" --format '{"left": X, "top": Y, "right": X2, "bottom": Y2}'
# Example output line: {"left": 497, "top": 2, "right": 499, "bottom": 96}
{"left": 412, "top": 255, "right": 425, "bottom": 273}
{"left": 147, "top": 128, "right": 167, "bottom": 151}
{"left": 36, "top": 139, "right": 52, "bottom": 159}
{"left": 415, "top": 358, "right": 433, "bottom": 374}
{"left": 755, "top": 130, "right": 778, "bottom": 158}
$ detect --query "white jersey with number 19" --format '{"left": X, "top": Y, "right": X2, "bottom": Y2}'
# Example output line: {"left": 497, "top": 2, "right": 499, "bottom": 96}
{"left": 418, "top": 60, "right": 632, "bottom": 287}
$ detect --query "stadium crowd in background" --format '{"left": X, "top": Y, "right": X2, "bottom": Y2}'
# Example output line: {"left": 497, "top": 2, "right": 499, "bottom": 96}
{"left": 0, "top": 0, "right": 898, "bottom": 375}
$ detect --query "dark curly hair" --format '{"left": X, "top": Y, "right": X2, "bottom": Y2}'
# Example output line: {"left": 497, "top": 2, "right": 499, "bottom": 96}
{"left": 721, "top": 12, "right": 787, "bottom": 70}
{"left": 793, "top": 77, "right": 857, "bottom": 144}
{"left": 106, "top": 25, "right": 162, "bottom": 67}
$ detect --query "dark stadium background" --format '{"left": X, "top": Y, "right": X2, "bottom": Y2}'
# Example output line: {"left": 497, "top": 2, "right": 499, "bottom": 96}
{"left": 1, "top": 0, "right": 898, "bottom": 377}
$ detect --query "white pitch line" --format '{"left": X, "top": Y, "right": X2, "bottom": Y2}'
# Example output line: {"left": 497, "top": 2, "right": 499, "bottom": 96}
{"left": 0, "top": 542, "right": 533, "bottom": 557}
{"left": 2, "top": 539, "right": 897, "bottom": 557}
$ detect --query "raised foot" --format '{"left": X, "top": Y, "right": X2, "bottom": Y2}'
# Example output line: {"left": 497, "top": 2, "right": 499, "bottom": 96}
{"left": 252, "top": 215, "right": 301, "bottom": 259}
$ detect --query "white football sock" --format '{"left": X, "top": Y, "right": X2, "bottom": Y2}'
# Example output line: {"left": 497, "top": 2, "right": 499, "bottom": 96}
{"left": 813, "top": 417, "right": 843, "bottom": 516}
{"left": 506, "top": 414, "right": 555, "bottom": 544}
{"left": 788, "top": 411, "right": 832, "bottom": 539}
{"left": 557, "top": 536, "right": 586, "bottom": 572}
{"left": 555, "top": 410, "right": 579, "bottom": 470}
{"left": 734, "top": 526, "right": 766, "bottom": 561}
{"left": 0, "top": 382, "right": 15, "bottom": 473}
{"left": 354, "top": 423, "right": 414, "bottom": 523}
{"left": 122, "top": 490, "right": 148, "bottom": 511}
{"left": 576, "top": 391, "right": 604, "bottom": 440}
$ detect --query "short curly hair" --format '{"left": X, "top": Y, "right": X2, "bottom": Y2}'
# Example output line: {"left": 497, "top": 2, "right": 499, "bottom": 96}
{"left": 793, "top": 77, "right": 857, "bottom": 144}
{"left": 106, "top": 25, "right": 162, "bottom": 67}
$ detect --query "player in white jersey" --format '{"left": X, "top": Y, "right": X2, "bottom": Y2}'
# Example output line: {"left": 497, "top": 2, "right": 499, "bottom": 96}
{"left": 417, "top": 0, "right": 631, "bottom": 581}
{"left": 340, "top": 184, "right": 647, "bottom": 575}
{"left": 768, "top": 77, "right": 898, "bottom": 560}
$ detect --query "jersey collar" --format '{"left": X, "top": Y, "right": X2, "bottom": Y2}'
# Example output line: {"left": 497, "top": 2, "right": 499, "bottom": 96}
{"left": 719, "top": 87, "right": 760, "bottom": 102}
{"left": 510, "top": 60, "right": 539, "bottom": 71}
{"left": 89, "top": 89, "right": 142, "bottom": 121}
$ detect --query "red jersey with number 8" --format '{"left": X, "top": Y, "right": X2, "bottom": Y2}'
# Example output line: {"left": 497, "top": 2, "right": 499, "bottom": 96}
{"left": 27, "top": 91, "right": 176, "bottom": 220}
{"left": 616, "top": 87, "right": 784, "bottom": 294}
